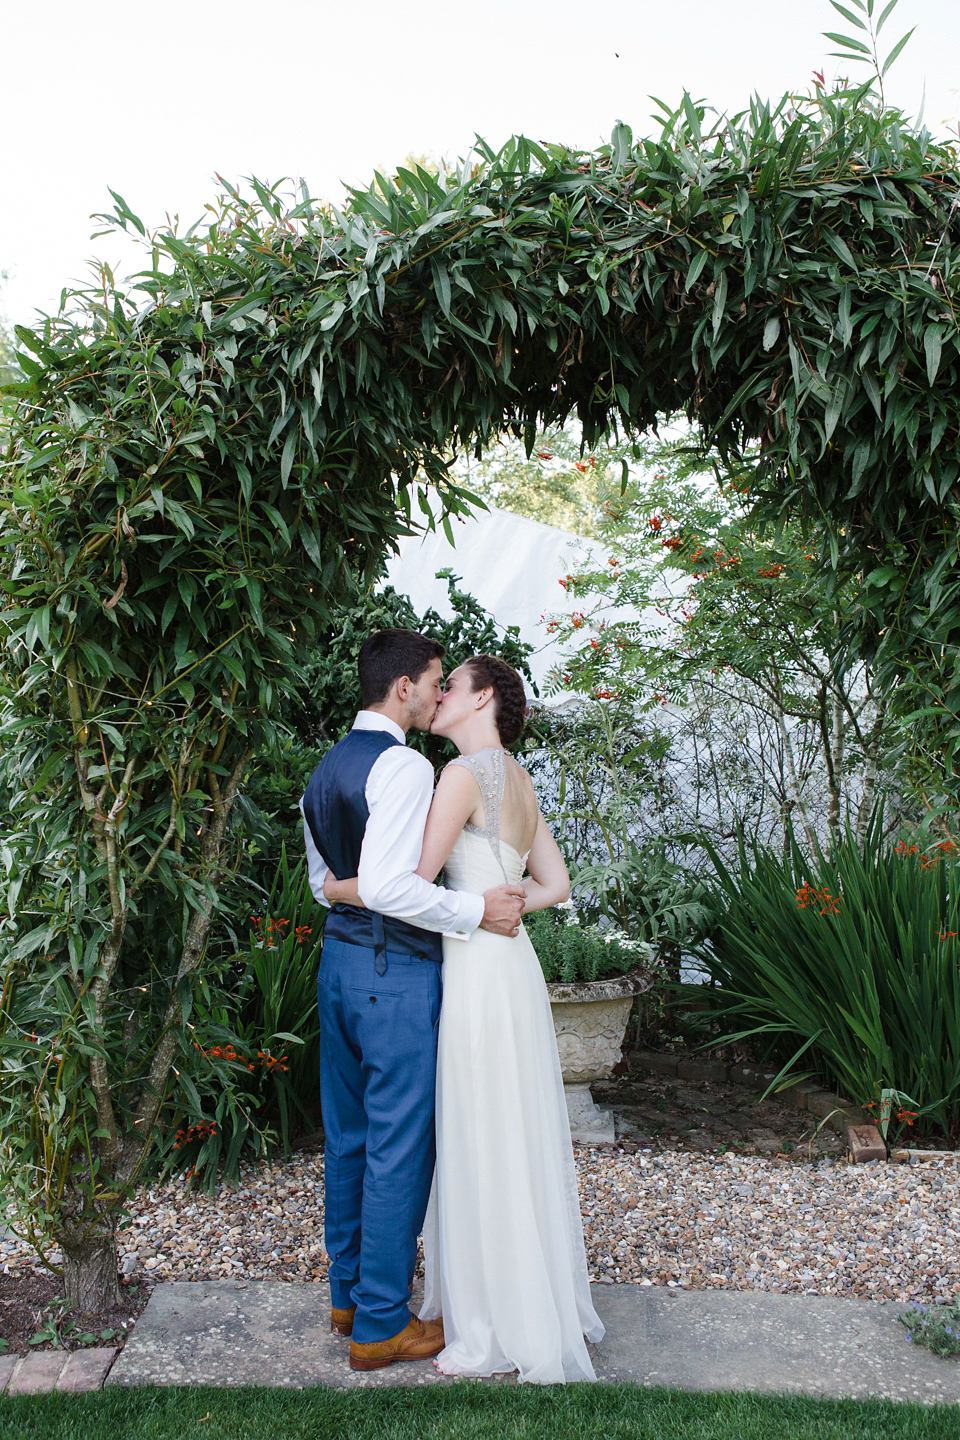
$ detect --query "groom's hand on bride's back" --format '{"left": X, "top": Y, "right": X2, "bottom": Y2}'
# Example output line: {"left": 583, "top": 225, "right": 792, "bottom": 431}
{"left": 479, "top": 885, "right": 526, "bottom": 936}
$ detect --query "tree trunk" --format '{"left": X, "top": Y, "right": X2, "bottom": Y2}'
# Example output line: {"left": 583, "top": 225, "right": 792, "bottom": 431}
{"left": 826, "top": 689, "right": 845, "bottom": 845}
{"left": 855, "top": 699, "right": 887, "bottom": 845}
{"left": 60, "top": 1211, "right": 120, "bottom": 1313}
{"left": 778, "top": 708, "right": 817, "bottom": 853}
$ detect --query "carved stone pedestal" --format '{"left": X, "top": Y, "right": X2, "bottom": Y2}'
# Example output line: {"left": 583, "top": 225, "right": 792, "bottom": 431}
{"left": 546, "top": 970, "right": 650, "bottom": 1144}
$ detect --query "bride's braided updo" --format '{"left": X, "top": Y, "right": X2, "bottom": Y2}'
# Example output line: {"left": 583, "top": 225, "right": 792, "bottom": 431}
{"left": 465, "top": 656, "right": 528, "bottom": 747}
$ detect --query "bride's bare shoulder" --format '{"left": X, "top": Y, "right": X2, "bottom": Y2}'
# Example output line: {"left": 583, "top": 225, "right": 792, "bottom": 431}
{"left": 437, "top": 758, "right": 482, "bottom": 794}
{"left": 505, "top": 752, "right": 535, "bottom": 786}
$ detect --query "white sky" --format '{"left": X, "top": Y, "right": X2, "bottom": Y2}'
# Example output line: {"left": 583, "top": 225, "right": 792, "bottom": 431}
{"left": 2, "top": 0, "right": 957, "bottom": 328}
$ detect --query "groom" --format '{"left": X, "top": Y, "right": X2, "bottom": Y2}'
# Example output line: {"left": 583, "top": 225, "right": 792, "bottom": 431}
{"left": 301, "top": 629, "right": 526, "bottom": 1370}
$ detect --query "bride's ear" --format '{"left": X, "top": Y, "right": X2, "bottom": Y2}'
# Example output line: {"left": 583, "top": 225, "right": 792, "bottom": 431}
{"left": 474, "top": 686, "right": 494, "bottom": 711}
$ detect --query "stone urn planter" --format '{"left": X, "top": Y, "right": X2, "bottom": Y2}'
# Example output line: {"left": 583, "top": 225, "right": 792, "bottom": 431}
{"left": 547, "top": 967, "right": 652, "bottom": 1144}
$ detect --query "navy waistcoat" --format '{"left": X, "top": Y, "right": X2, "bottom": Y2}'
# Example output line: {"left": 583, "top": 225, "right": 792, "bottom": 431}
{"left": 302, "top": 728, "right": 442, "bottom": 964}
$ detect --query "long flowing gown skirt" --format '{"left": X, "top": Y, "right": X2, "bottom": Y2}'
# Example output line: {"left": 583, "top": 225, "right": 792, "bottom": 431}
{"left": 421, "top": 827, "right": 604, "bottom": 1383}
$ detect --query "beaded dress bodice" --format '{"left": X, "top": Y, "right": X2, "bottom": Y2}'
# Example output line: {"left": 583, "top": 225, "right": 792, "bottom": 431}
{"left": 442, "top": 748, "right": 526, "bottom": 889}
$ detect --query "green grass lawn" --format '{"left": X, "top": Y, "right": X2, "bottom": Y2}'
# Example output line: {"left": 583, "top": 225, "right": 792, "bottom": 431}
{"left": 1, "top": 1384, "right": 958, "bottom": 1440}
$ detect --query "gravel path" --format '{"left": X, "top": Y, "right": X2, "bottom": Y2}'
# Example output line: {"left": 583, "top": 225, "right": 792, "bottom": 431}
{"left": 4, "top": 1146, "right": 956, "bottom": 1307}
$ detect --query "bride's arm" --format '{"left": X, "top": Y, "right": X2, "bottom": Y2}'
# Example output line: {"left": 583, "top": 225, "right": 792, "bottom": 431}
{"left": 520, "top": 813, "right": 571, "bottom": 913}
{"left": 323, "top": 873, "right": 363, "bottom": 906}
{"left": 416, "top": 766, "right": 482, "bottom": 883}
{"left": 323, "top": 765, "right": 482, "bottom": 906}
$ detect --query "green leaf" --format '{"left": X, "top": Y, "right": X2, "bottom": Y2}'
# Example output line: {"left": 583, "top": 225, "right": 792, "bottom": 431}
{"left": 165, "top": 497, "right": 195, "bottom": 540}
{"left": 762, "top": 315, "right": 781, "bottom": 351}
{"left": 865, "top": 565, "right": 900, "bottom": 587}
{"left": 924, "top": 325, "right": 943, "bottom": 386}
{"left": 828, "top": 0, "right": 869, "bottom": 30}
{"left": 261, "top": 504, "right": 292, "bottom": 548}
{"left": 838, "top": 286, "right": 853, "bottom": 347}
{"left": 685, "top": 249, "right": 709, "bottom": 292}
{"left": 281, "top": 427, "right": 297, "bottom": 486}
{"left": 875, "top": 0, "right": 899, "bottom": 33}
{"left": 236, "top": 462, "right": 253, "bottom": 505}
{"left": 319, "top": 300, "right": 345, "bottom": 332}
{"left": 15, "top": 350, "right": 42, "bottom": 378}
{"left": 861, "top": 367, "right": 882, "bottom": 418}
{"left": 823, "top": 229, "right": 858, "bottom": 273}
{"left": 431, "top": 261, "right": 452, "bottom": 319}
{"left": 160, "top": 593, "right": 178, "bottom": 634}
{"left": 13, "top": 325, "right": 44, "bottom": 355}
{"left": 824, "top": 386, "right": 844, "bottom": 441}
{"left": 824, "top": 30, "right": 873, "bottom": 54}
{"left": 35, "top": 606, "right": 51, "bottom": 649}
{"left": 711, "top": 270, "right": 728, "bottom": 339}
{"left": 882, "top": 27, "right": 915, "bottom": 75}
{"left": 300, "top": 523, "right": 323, "bottom": 571}
{"left": 610, "top": 120, "right": 632, "bottom": 171}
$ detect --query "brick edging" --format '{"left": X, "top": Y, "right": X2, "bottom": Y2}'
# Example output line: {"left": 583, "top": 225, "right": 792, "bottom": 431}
{"left": 631, "top": 1051, "right": 960, "bottom": 1165}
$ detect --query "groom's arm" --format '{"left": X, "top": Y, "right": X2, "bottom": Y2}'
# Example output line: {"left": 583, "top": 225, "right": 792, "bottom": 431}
{"left": 357, "top": 748, "right": 484, "bottom": 940}
{"left": 300, "top": 802, "right": 331, "bottom": 905}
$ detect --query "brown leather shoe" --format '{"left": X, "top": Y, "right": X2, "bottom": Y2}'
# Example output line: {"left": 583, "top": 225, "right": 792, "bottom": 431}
{"left": 331, "top": 1305, "right": 356, "bottom": 1336}
{"left": 349, "top": 1315, "right": 445, "bottom": 1371}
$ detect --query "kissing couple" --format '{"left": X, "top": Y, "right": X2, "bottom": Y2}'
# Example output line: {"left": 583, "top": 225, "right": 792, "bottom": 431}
{"left": 301, "top": 628, "right": 604, "bottom": 1383}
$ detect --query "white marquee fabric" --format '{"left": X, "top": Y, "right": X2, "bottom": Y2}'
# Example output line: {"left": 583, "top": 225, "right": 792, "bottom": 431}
{"left": 384, "top": 505, "right": 597, "bottom": 693}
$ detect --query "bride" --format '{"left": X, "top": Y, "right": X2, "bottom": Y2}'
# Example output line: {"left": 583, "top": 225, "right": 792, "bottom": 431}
{"left": 325, "top": 654, "right": 604, "bottom": 1383}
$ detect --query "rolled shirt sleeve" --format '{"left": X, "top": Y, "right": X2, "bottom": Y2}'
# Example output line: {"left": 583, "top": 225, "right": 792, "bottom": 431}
{"left": 357, "top": 747, "right": 484, "bottom": 940}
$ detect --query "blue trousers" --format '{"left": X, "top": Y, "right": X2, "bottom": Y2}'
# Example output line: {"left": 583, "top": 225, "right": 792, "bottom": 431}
{"left": 317, "top": 938, "right": 442, "bottom": 1343}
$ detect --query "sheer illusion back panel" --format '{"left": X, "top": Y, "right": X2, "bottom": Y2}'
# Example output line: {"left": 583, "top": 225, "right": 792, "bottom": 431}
{"left": 447, "top": 749, "right": 538, "bottom": 866}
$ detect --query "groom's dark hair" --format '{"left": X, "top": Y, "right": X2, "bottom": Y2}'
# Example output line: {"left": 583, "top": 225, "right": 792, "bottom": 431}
{"left": 358, "top": 629, "right": 445, "bottom": 706}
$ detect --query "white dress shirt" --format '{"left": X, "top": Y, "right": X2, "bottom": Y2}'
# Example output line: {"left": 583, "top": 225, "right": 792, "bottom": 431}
{"left": 301, "top": 711, "right": 485, "bottom": 941}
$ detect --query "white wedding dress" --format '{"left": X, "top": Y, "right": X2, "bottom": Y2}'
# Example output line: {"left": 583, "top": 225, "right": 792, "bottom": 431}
{"left": 421, "top": 748, "right": 604, "bottom": 1383}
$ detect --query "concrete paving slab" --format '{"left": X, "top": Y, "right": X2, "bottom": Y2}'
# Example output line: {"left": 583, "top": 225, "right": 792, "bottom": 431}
{"left": 7, "top": 1350, "right": 67, "bottom": 1394}
{"left": 591, "top": 1287, "right": 960, "bottom": 1405}
{"left": 57, "top": 1347, "right": 117, "bottom": 1392}
{"left": 0, "top": 1354, "right": 16, "bottom": 1393}
{"left": 108, "top": 1282, "right": 448, "bottom": 1390}
{"left": 107, "top": 1280, "right": 960, "bottom": 1401}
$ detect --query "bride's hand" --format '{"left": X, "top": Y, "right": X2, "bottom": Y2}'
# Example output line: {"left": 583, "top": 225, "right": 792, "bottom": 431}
{"left": 323, "top": 872, "right": 363, "bottom": 907}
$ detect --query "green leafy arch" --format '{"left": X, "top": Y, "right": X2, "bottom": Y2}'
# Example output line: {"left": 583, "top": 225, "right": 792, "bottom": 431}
{"left": 9, "top": 96, "right": 960, "bottom": 698}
